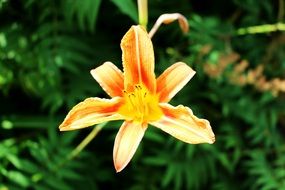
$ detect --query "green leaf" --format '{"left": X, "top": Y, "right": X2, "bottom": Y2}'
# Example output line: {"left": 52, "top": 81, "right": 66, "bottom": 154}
{"left": 111, "top": 0, "right": 137, "bottom": 22}
{"left": 5, "top": 170, "right": 30, "bottom": 188}
{"left": 63, "top": 0, "right": 101, "bottom": 32}
{"left": 60, "top": 131, "right": 79, "bottom": 145}
{"left": 34, "top": 184, "right": 51, "bottom": 190}
{"left": 143, "top": 156, "right": 168, "bottom": 166}
{"left": 144, "top": 127, "right": 165, "bottom": 143}
{"left": 19, "top": 160, "right": 38, "bottom": 174}
{"left": 59, "top": 168, "right": 83, "bottom": 180}
{"left": 162, "top": 164, "right": 176, "bottom": 187}
{"left": 45, "top": 175, "right": 71, "bottom": 190}
{"left": 88, "top": 0, "right": 101, "bottom": 32}
{"left": 7, "top": 154, "right": 21, "bottom": 169}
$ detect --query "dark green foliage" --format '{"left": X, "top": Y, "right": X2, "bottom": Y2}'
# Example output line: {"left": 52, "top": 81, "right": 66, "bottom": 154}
{"left": 1, "top": 0, "right": 285, "bottom": 189}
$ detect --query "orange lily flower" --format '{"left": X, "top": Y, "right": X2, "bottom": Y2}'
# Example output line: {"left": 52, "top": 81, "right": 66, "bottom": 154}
{"left": 59, "top": 25, "right": 215, "bottom": 172}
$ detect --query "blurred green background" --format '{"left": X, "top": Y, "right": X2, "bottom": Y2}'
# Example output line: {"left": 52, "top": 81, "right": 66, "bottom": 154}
{"left": 1, "top": 0, "right": 285, "bottom": 189}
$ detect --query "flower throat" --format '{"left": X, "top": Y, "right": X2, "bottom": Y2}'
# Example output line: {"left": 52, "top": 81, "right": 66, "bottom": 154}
{"left": 118, "top": 84, "right": 162, "bottom": 122}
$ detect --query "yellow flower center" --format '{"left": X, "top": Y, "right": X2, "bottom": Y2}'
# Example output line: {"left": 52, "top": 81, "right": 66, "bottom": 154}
{"left": 118, "top": 84, "right": 163, "bottom": 122}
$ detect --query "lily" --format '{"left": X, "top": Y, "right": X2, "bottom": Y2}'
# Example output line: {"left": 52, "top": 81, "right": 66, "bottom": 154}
{"left": 59, "top": 25, "right": 215, "bottom": 172}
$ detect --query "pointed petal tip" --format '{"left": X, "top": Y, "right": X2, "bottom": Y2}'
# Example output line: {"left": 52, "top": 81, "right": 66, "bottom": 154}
{"left": 208, "top": 135, "right": 216, "bottom": 144}
{"left": 58, "top": 124, "right": 73, "bottom": 131}
{"left": 59, "top": 122, "right": 67, "bottom": 131}
{"left": 113, "top": 153, "right": 128, "bottom": 173}
{"left": 59, "top": 126, "right": 67, "bottom": 131}
{"left": 58, "top": 97, "right": 123, "bottom": 132}
{"left": 114, "top": 164, "right": 124, "bottom": 173}
{"left": 113, "top": 122, "right": 146, "bottom": 173}
{"left": 90, "top": 69, "right": 95, "bottom": 76}
{"left": 201, "top": 118, "right": 215, "bottom": 144}
{"left": 152, "top": 103, "right": 215, "bottom": 144}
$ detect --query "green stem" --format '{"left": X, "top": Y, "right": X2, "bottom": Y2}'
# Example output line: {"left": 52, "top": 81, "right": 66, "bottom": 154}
{"left": 236, "top": 22, "right": 285, "bottom": 35}
{"left": 137, "top": 0, "right": 148, "bottom": 28}
{"left": 67, "top": 122, "right": 107, "bottom": 160}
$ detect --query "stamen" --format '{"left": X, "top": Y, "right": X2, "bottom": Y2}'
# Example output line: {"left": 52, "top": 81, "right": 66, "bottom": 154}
{"left": 118, "top": 84, "right": 162, "bottom": 122}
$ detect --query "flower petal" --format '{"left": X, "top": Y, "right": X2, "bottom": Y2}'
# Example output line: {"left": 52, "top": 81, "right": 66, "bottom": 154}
{"left": 59, "top": 97, "right": 124, "bottom": 131}
{"left": 156, "top": 62, "right": 195, "bottom": 102}
{"left": 121, "top": 25, "right": 156, "bottom": 93}
{"left": 150, "top": 103, "right": 215, "bottom": 144}
{"left": 113, "top": 121, "right": 147, "bottom": 172}
{"left": 90, "top": 62, "right": 124, "bottom": 97}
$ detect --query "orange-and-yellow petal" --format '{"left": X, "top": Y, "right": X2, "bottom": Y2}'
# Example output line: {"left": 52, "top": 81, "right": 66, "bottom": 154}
{"left": 59, "top": 97, "right": 124, "bottom": 131}
{"left": 156, "top": 62, "right": 196, "bottom": 102}
{"left": 90, "top": 62, "right": 124, "bottom": 97}
{"left": 113, "top": 121, "right": 147, "bottom": 172}
{"left": 150, "top": 103, "right": 215, "bottom": 144}
{"left": 121, "top": 25, "right": 156, "bottom": 93}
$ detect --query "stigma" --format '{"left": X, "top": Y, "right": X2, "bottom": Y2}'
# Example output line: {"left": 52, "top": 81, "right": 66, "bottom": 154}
{"left": 118, "top": 84, "right": 163, "bottom": 122}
